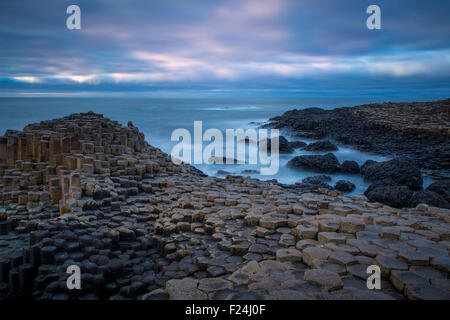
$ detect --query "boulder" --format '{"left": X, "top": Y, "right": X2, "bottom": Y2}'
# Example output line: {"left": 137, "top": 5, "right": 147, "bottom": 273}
{"left": 259, "top": 136, "right": 293, "bottom": 153}
{"left": 360, "top": 158, "right": 423, "bottom": 190}
{"left": 334, "top": 180, "right": 355, "bottom": 192}
{"left": 340, "top": 160, "right": 360, "bottom": 173}
{"left": 425, "top": 180, "right": 450, "bottom": 203}
{"left": 302, "top": 175, "right": 331, "bottom": 184}
{"left": 410, "top": 190, "right": 449, "bottom": 209}
{"left": 288, "top": 153, "right": 340, "bottom": 173}
{"left": 304, "top": 140, "right": 338, "bottom": 151}
{"left": 289, "top": 141, "right": 307, "bottom": 149}
{"left": 301, "top": 175, "right": 332, "bottom": 189}
{"left": 364, "top": 179, "right": 414, "bottom": 208}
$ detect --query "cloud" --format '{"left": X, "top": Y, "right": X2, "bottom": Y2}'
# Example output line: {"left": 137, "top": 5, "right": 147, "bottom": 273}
{"left": 0, "top": 0, "right": 449, "bottom": 96}
{"left": 12, "top": 76, "right": 42, "bottom": 83}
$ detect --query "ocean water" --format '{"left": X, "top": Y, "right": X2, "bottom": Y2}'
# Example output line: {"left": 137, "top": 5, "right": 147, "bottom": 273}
{"left": 0, "top": 97, "right": 434, "bottom": 194}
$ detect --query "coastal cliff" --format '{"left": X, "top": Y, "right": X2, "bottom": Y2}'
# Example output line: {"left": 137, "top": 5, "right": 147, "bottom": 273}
{"left": 0, "top": 112, "right": 449, "bottom": 300}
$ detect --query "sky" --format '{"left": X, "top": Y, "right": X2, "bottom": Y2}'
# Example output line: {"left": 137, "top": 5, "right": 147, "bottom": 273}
{"left": 0, "top": 0, "right": 449, "bottom": 98}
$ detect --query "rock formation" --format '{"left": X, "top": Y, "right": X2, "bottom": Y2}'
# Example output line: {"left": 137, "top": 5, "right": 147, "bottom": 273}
{"left": 0, "top": 112, "right": 449, "bottom": 300}
{"left": 267, "top": 99, "right": 450, "bottom": 173}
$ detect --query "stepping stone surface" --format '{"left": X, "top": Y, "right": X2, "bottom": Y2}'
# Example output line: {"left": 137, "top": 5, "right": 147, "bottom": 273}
{"left": 304, "top": 269, "right": 343, "bottom": 291}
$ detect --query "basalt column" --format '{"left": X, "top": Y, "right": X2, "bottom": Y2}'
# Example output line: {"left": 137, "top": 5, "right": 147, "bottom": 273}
{"left": 0, "top": 137, "right": 7, "bottom": 164}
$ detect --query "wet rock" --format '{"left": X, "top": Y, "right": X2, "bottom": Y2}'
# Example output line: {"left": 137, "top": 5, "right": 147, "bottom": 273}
{"left": 302, "top": 175, "right": 331, "bottom": 185}
{"left": 259, "top": 136, "right": 294, "bottom": 153}
{"left": 364, "top": 179, "right": 414, "bottom": 208}
{"left": 334, "top": 180, "right": 355, "bottom": 192}
{"left": 268, "top": 100, "right": 450, "bottom": 173}
{"left": 409, "top": 191, "right": 449, "bottom": 209}
{"left": 289, "top": 141, "right": 307, "bottom": 149}
{"left": 425, "top": 180, "right": 450, "bottom": 203}
{"left": 288, "top": 153, "right": 340, "bottom": 173}
{"left": 361, "top": 159, "right": 423, "bottom": 191}
{"left": 304, "top": 140, "right": 338, "bottom": 151}
{"left": 340, "top": 161, "right": 360, "bottom": 174}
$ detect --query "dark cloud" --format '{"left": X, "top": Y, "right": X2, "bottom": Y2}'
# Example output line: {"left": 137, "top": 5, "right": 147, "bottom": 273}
{"left": 0, "top": 0, "right": 449, "bottom": 97}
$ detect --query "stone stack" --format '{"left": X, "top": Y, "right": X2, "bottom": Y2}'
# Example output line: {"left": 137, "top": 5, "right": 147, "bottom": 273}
{"left": 0, "top": 112, "right": 152, "bottom": 220}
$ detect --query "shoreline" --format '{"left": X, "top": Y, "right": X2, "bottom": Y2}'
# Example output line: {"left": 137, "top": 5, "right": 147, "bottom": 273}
{"left": 0, "top": 111, "right": 449, "bottom": 300}
{"left": 265, "top": 99, "right": 450, "bottom": 175}
{"left": 260, "top": 99, "right": 449, "bottom": 209}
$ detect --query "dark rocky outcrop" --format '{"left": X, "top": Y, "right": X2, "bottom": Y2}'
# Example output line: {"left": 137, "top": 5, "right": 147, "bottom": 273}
{"left": 334, "top": 180, "right": 355, "bottom": 192}
{"left": 302, "top": 175, "right": 332, "bottom": 185}
{"left": 425, "top": 180, "right": 450, "bottom": 203}
{"left": 304, "top": 140, "right": 338, "bottom": 152}
{"left": 364, "top": 179, "right": 414, "bottom": 209}
{"left": 340, "top": 160, "right": 360, "bottom": 174}
{"left": 259, "top": 136, "right": 293, "bottom": 153}
{"left": 409, "top": 190, "right": 450, "bottom": 209}
{"left": 289, "top": 141, "right": 307, "bottom": 149}
{"left": 287, "top": 153, "right": 340, "bottom": 173}
{"left": 360, "top": 159, "right": 423, "bottom": 191}
{"left": 267, "top": 99, "right": 450, "bottom": 172}
{"left": 301, "top": 175, "right": 332, "bottom": 189}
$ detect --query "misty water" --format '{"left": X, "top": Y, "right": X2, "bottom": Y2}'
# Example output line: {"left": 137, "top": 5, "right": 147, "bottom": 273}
{"left": 0, "top": 97, "right": 435, "bottom": 195}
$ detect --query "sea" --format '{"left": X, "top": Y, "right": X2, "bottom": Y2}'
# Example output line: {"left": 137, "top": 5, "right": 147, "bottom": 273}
{"left": 0, "top": 97, "right": 435, "bottom": 195}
